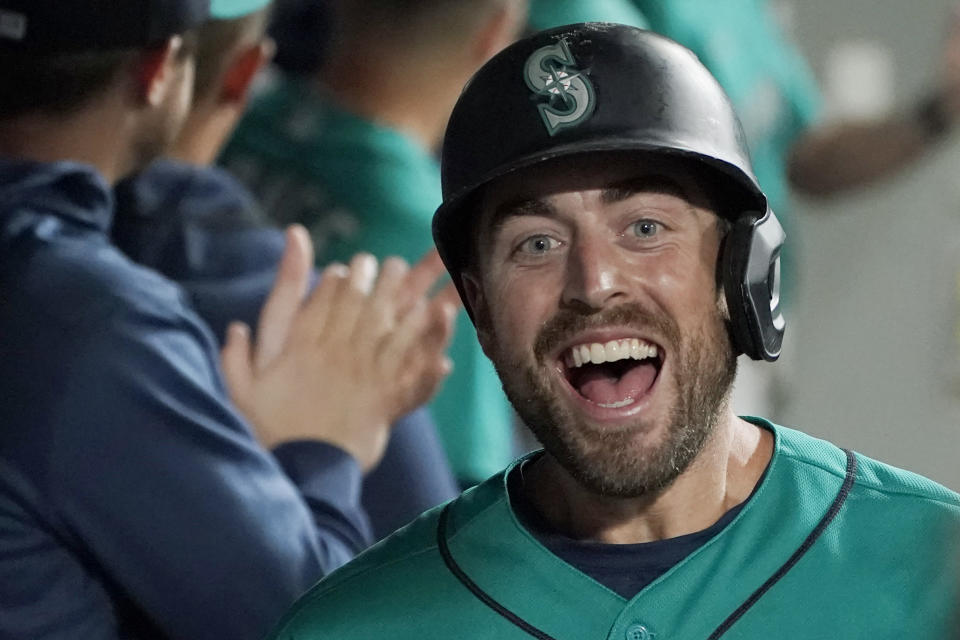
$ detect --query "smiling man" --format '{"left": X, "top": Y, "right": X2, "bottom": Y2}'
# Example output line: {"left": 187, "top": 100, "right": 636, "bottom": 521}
{"left": 467, "top": 156, "right": 756, "bottom": 518}
{"left": 268, "top": 24, "right": 960, "bottom": 639}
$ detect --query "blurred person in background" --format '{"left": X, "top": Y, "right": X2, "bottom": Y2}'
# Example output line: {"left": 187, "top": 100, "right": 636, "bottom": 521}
{"left": 633, "top": 0, "right": 960, "bottom": 277}
{"left": 634, "top": 0, "right": 960, "bottom": 419}
{"left": 0, "top": 0, "right": 455, "bottom": 638}
{"left": 530, "top": 0, "right": 960, "bottom": 420}
{"left": 221, "top": 0, "right": 529, "bottom": 486}
{"left": 112, "top": 0, "right": 459, "bottom": 540}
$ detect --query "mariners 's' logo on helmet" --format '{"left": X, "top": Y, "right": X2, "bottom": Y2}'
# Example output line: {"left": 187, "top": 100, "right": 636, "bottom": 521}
{"left": 524, "top": 40, "right": 596, "bottom": 136}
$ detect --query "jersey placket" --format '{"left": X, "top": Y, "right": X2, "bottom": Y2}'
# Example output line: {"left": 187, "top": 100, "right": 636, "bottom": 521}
{"left": 439, "top": 425, "right": 851, "bottom": 639}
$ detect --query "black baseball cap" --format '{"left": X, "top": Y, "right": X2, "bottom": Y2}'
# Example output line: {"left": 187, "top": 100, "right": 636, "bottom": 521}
{"left": 0, "top": 0, "right": 211, "bottom": 52}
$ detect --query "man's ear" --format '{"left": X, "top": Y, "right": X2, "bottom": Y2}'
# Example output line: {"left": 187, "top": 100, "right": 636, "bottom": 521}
{"left": 460, "top": 271, "right": 495, "bottom": 358}
{"left": 137, "top": 35, "right": 186, "bottom": 107}
{"left": 472, "top": 0, "right": 527, "bottom": 64}
{"left": 221, "top": 38, "right": 275, "bottom": 105}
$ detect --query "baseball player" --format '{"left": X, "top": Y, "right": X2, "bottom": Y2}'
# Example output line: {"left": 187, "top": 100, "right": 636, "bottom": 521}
{"left": 110, "top": 2, "right": 460, "bottom": 539}
{"left": 220, "top": 0, "right": 529, "bottom": 485}
{"left": 0, "top": 1, "right": 454, "bottom": 638}
{"left": 268, "top": 24, "right": 960, "bottom": 639}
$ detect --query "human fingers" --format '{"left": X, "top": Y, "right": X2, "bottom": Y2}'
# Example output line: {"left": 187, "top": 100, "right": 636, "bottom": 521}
{"left": 423, "top": 283, "right": 461, "bottom": 360}
{"left": 404, "top": 352, "right": 454, "bottom": 416}
{"left": 394, "top": 296, "right": 457, "bottom": 369}
{"left": 289, "top": 262, "right": 350, "bottom": 347}
{"left": 409, "top": 298, "right": 458, "bottom": 408}
{"left": 221, "top": 321, "right": 254, "bottom": 411}
{"left": 297, "top": 262, "right": 350, "bottom": 324}
{"left": 377, "top": 300, "right": 430, "bottom": 419}
{"left": 254, "top": 225, "right": 313, "bottom": 370}
{"left": 380, "top": 300, "right": 457, "bottom": 418}
{"left": 321, "top": 253, "right": 379, "bottom": 338}
{"left": 353, "top": 256, "right": 409, "bottom": 348}
{"left": 431, "top": 299, "right": 459, "bottom": 352}
{"left": 419, "top": 299, "right": 458, "bottom": 385}
{"left": 430, "top": 280, "right": 464, "bottom": 314}
{"left": 396, "top": 249, "right": 448, "bottom": 317}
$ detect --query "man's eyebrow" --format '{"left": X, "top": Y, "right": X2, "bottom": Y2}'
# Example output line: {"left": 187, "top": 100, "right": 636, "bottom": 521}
{"left": 600, "top": 175, "right": 690, "bottom": 204}
{"left": 488, "top": 197, "right": 557, "bottom": 233}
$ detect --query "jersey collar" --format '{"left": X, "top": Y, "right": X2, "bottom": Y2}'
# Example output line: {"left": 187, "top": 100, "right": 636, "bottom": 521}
{"left": 439, "top": 419, "right": 851, "bottom": 639}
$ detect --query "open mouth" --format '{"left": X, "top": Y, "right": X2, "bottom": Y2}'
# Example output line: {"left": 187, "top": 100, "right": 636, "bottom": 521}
{"left": 560, "top": 338, "right": 664, "bottom": 409}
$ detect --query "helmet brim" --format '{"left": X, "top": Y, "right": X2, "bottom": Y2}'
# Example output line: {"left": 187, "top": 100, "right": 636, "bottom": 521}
{"left": 433, "top": 138, "right": 768, "bottom": 281}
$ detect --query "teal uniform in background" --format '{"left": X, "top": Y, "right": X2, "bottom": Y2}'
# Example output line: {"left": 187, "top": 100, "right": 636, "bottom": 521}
{"left": 221, "top": 76, "right": 514, "bottom": 483}
{"left": 268, "top": 421, "right": 960, "bottom": 639}
{"left": 632, "top": 0, "right": 821, "bottom": 218}
{"left": 632, "top": 0, "right": 822, "bottom": 299}
{"left": 527, "top": 0, "right": 649, "bottom": 31}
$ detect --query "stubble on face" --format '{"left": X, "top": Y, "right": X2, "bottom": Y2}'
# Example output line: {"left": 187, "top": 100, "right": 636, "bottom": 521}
{"left": 487, "top": 300, "right": 737, "bottom": 499}
{"left": 129, "top": 54, "right": 196, "bottom": 173}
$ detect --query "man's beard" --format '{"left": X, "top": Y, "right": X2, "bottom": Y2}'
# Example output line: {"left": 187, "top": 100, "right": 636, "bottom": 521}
{"left": 128, "top": 105, "right": 184, "bottom": 175}
{"left": 489, "top": 302, "right": 737, "bottom": 498}
{"left": 126, "top": 63, "right": 192, "bottom": 177}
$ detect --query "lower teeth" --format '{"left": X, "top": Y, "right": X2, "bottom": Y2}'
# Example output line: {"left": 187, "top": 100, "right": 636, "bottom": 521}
{"left": 596, "top": 397, "right": 635, "bottom": 409}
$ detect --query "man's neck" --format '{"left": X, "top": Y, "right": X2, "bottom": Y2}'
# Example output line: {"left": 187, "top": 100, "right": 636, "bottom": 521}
{"left": 0, "top": 99, "right": 133, "bottom": 184}
{"left": 320, "top": 50, "right": 466, "bottom": 151}
{"left": 171, "top": 101, "right": 240, "bottom": 167}
{"left": 523, "top": 414, "right": 774, "bottom": 545}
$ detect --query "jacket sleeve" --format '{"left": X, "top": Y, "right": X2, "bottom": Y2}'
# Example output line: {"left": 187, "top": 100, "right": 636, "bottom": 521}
{"left": 50, "top": 303, "right": 372, "bottom": 640}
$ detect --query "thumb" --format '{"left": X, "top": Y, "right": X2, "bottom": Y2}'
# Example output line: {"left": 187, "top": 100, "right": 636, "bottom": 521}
{"left": 221, "top": 321, "right": 254, "bottom": 408}
{"left": 255, "top": 224, "right": 314, "bottom": 370}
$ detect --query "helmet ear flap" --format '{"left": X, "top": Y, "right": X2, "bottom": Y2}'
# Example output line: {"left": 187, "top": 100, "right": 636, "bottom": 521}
{"left": 718, "top": 209, "right": 786, "bottom": 361}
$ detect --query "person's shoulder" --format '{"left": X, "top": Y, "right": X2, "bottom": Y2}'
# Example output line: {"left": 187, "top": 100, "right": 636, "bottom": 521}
{"left": 312, "top": 117, "right": 440, "bottom": 232}
{"left": 329, "top": 501, "right": 447, "bottom": 584}
{"left": 269, "top": 504, "right": 446, "bottom": 637}
{"left": 117, "top": 160, "right": 261, "bottom": 226}
{"left": 270, "top": 473, "right": 512, "bottom": 638}
{"left": 114, "top": 159, "right": 276, "bottom": 279}
{"left": 282, "top": 94, "right": 434, "bottom": 175}
{"left": 850, "top": 447, "right": 960, "bottom": 509}
{"left": 12, "top": 226, "right": 192, "bottom": 334}
{"left": 772, "top": 421, "right": 960, "bottom": 511}
{"left": 0, "top": 164, "right": 184, "bottom": 331}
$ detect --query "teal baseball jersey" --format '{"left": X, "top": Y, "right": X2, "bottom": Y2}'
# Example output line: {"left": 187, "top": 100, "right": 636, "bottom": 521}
{"left": 269, "top": 420, "right": 960, "bottom": 639}
{"left": 220, "top": 77, "right": 515, "bottom": 483}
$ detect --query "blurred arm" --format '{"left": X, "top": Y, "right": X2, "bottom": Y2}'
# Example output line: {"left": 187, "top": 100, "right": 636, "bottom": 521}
{"left": 788, "top": 5, "right": 960, "bottom": 198}
{"left": 786, "top": 101, "right": 947, "bottom": 197}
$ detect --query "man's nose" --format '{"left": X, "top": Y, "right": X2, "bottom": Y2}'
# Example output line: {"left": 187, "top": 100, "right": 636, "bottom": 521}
{"left": 560, "top": 234, "right": 629, "bottom": 312}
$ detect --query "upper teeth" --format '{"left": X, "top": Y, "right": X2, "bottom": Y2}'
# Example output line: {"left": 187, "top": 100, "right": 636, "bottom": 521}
{"left": 565, "top": 339, "right": 658, "bottom": 368}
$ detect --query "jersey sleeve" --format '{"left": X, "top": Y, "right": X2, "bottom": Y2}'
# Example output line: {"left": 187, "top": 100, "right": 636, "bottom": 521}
{"left": 361, "top": 407, "right": 459, "bottom": 538}
{"left": 47, "top": 304, "right": 371, "bottom": 640}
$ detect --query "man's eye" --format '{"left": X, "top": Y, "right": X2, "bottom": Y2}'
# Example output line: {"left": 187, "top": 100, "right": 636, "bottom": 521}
{"left": 519, "top": 235, "right": 559, "bottom": 254}
{"left": 631, "top": 220, "right": 659, "bottom": 238}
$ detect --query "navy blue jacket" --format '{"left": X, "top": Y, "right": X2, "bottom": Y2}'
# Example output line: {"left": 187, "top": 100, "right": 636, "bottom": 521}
{"left": 0, "top": 160, "right": 371, "bottom": 639}
{"left": 112, "top": 160, "right": 458, "bottom": 540}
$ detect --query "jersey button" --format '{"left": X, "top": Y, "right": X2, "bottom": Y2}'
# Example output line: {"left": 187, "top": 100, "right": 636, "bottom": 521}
{"left": 625, "top": 623, "right": 652, "bottom": 640}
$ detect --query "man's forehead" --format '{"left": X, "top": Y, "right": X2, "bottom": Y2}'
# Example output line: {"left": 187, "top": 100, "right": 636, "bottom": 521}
{"left": 478, "top": 153, "right": 715, "bottom": 225}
